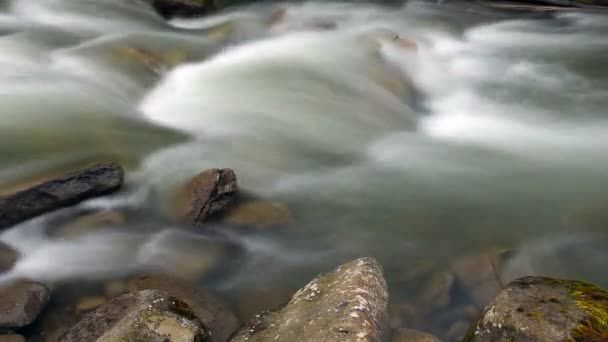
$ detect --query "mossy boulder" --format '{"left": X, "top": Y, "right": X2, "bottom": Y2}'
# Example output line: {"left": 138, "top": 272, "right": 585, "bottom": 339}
{"left": 464, "top": 276, "right": 608, "bottom": 342}
{"left": 61, "top": 289, "right": 210, "bottom": 342}
{"left": 230, "top": 257, "right": 389, "bottom": 342}
{"left": 127, "top": 274, "right": 239, "bottom": 342}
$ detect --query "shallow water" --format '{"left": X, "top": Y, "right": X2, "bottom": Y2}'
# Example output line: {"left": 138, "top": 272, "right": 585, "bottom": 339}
{"left": 1, "top": 0, "right": 608, "bottom": 339}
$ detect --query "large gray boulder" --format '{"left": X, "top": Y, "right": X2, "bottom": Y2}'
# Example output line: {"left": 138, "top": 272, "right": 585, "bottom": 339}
{"left": 465, "top": 276, "right": 608, "bottom": 341}
{"left": 230, "top": 257, "right": 389, "bottom": 342}
{"left": 62, "top": 289, "right": 210, "bottom": 342}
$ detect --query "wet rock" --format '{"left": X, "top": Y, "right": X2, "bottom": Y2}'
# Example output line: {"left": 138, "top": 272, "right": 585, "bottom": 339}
{"left": 451, "top": 247, "right": 510, "bottom": 309}
{"left": 464, "top": 276, "right": 608, "bottom": 341}
{"left": 62, "top": 289, "right": 210, "bottom": 342}
{"left": 152, "top": 0, "right": 217, "bottom": 19}
{"left": 0, "top": 163, "right": 124, "bottom": 230}
{"left": 174, "top": 168, "right": 237, "bottom": 226}
{"left": 224, "top": 200, "right": 292, "bottom": 229}
{"left": 230, "top": 257, "right": 389, "bottom": 342}
{"left": 128, "top": 274, "right": 239, "bottom": 342}
{"left": 0, "top": 335, "right": 25, "bottom": 342}
{"left": 0, "top": 280, "right": 51, "bottom": 331}
{"left": 392, "top": 328, "right": 441, "bottom": 342}
{"left": 0, "top": 242, "right": 18, "bottom": 273}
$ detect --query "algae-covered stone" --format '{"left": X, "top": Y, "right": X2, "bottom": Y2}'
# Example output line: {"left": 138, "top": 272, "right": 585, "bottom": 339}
{"left": 62, "top": 289, "right": 210, "bottom": 342}
{"left": 465, "top": 276, "right": 608, "bottom": 342}
{"left": 230, "top": 257, "right": 389, "bottom": 342}
{"left": 128, "top": 274, "right": 239, "bottom": 342}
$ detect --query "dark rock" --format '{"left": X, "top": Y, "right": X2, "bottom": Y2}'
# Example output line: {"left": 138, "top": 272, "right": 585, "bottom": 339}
{"left": 0, "top": 280, "right": 51, "bottom": 331}
{"left": 0, "top": 243, "right": 17, "bottom": 274}
{"left": 127, "top": 274, "right": 239, "bottom": 342}
{"left": 0, "top": 163, "right": 124, "bottom": 230}
{"left": 392, "top": 328, "right": 441, "bottom": 342}
{"left": 0, "top": 335, "right": 26, "bottom": 342}
{"left": 464, "top": 276, "right": 608, "bottom": 341}
{"left": 174, "top": 168, "right": 237, "bottom": 226}
{"left": 230, "top": 257, "right": 389, "bottom": 342}
{"left": 152, "top": 0, "right": 217, "bottom": 19}
{"left": 62, "top": 289, "right": 210, "bottom": 342}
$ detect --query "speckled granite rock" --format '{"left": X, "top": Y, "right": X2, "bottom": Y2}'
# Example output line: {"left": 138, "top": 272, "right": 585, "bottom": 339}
{"left": 230, "top": 257, "right": 389, "bottom": 342}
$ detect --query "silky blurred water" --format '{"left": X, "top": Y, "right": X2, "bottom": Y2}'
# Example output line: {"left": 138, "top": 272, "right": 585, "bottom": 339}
{"left": 0, "top": 0, "right": 607, "bottom": 339}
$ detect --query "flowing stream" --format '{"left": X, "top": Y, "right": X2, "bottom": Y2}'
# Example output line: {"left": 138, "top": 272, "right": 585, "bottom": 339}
{"left": 1, "top": 0, "right": 608, "bottom": 339}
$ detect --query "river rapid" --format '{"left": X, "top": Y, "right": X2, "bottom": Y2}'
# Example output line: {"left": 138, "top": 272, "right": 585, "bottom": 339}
{"left": 0, "top": 0, "right": 607, "bottom": 339}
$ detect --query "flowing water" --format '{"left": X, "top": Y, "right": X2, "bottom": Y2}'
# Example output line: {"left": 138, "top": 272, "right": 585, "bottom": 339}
{"left": 1, "top": 0, "right": 608, "bottom": 339}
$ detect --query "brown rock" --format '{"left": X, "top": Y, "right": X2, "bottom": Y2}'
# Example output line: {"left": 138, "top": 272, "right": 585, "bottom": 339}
{"left": 445, "top": 321, "right": 470, "bottom": 342}
{"left": 416, "top": 270, "right": 455, "bottom": 313}
{"left": 224, "top": 200, "right": 292, "bottom": 229}
{"left": 128, "top": 274, "right": 239, "bottom": 342}
{"left": 230, "top": 257, "right": 389, "bottom": 342}
{"left": 392, "top": 328, "right": 441, "bottom": 342}
{"left": 0, "top": 162, "right": 124, "bottom": 230}
{"left": 0, "top": 335, "right": 26, "bottom": 342}
{"left": 174, "top": 168, "right": 237, "bottom": 226}
{"left": 62, "top": 289, "right": 209, "bottom": 342}
{"left": 464, "top": 276, "right": 608, "bottom": 342}
{"left": 0, "top": 280, "right": 51, "bottom": 331}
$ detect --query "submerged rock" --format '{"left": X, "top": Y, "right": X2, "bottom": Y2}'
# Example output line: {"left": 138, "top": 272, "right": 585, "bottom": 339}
{"left": 0, "top": 280, "right": 51, "bottom": 332}
{"left": 174, "top": 168, "right": 238, "bottom": 226}
{"left": 0, "top": 163, "right": 124, "bottom": 230}
{"left": 224, "top": 200, "right": 292, "bottom": 229}
{"left": 62, "top": 289, "right": 210, "bottom": 342}
{"left": 0, "top": 335, "right": 26, "bottom": 342}
{"left": 391, "top": 328, "right": 441, "bottom": 342}
{"left": 465, "top": 276, "right": 608, "bottom": 341}
{"left": 0, "top": 242, "right": 18, "bottom": 274}
{"left": 127, "top": 274, "right": 239, "bottom": 342}
{"left": 230, "top": 257, "right": 389, "bottom": 342}
{"left": 58, "top": 210, "right": 127, "bottom": 238}
{"left": 451, "top": 247, "right": 510, "bottom": 309}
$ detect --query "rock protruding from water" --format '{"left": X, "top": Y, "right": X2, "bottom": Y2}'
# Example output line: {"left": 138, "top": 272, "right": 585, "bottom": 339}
{"left": 0, "top": 163, "right": 124, "bottom": 230}
{"left": 127, "top": 274, "right": 239, "bottom": 342}
{"left": 152, "top": 0, "right": 216, "bottom": 19}
{"left": 62, "top": 289, "right": 210, "bottom": 342}
{"left": 174, "top": 168, "right": 237, "bottom": 226}
{"left": 465, "top": 276, "right": 608, "bottom": 342}
{"left": 230, "top": 257, "right": 389, "bottom": 342}
{"left": 0, "top": 280, "right": 51, "bottom": 332}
